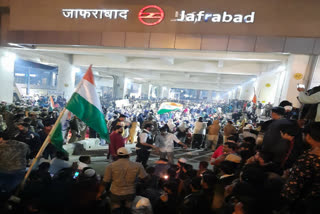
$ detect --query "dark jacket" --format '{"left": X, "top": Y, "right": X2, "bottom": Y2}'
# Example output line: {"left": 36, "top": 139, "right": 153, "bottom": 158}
{"left": 261, "top": 118, "right": 294, "bottom": 164}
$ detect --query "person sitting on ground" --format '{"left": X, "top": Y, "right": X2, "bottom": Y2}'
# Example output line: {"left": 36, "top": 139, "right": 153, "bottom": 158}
{"left": 154, "top": 181, "right": 178, "bottom": 214}
{"left": 181, "top": 177, "right": 207, "bottom": 214}
{"left": 212, "top": 142, "right": 238, "bottom": 166}
{"left": 197, "top": 161, "right": 209, "bottom": 177}
{"left": 210, "top": 136, "right": 237, "bottom": 165}
{"left": 154, "top": 158, "right": 171, "bottom": 178}
{"left": 78, "top": 155, "right": 91, "bottom": 171}
{"left": 49, "top": 151, "right": 72, "bottom": 175}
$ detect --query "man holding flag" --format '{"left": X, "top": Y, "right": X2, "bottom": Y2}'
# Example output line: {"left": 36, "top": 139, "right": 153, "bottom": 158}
{"left": 21, "top": 65, "right": 109, "bottom": 187}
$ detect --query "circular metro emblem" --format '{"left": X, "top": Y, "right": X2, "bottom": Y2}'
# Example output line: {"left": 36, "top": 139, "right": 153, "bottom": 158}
{"left": 138, "top": 5, "right": 165, "bottom": 26}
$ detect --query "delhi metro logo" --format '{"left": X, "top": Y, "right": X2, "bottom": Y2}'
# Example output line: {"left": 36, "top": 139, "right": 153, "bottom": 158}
{"left": 138, "top": 5, "right": 165, "bottom": 26}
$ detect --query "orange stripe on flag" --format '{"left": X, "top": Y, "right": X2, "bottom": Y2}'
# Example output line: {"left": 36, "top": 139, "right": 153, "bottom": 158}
{"left": 168, "top": 102, "right": 182, "bottom": 107}
{"left": 83, "top": 65, "right": 95, "bottom": 85}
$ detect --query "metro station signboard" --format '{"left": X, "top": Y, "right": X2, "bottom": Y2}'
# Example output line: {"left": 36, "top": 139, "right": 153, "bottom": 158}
{"left": 9, "top": 0, "right": 320, "bottom": 37}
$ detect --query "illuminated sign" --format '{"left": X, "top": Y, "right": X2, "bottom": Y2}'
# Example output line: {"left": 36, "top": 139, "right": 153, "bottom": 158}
{"left": 62, "top": 9, "right": 129, "bottom": 20}
{"left": 138, "top": 5, "right": 165, "bottom": 26}
{"left": 172, "top": 11, "right": 255, "bottom": 23}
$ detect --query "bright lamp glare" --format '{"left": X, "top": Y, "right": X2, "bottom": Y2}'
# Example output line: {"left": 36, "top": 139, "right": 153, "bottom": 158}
{"left": 72, "top": 67, "right": 80, "bottom": 74}
{"left": 1, "top": 52, "right": 16, "bottom": 68}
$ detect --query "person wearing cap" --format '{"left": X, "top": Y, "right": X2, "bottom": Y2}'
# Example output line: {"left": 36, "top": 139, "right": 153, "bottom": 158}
{"left": 38, "top": 118, "right": 57, "bottom": 159}
{"left": 29, "top": 111, "right": 44, "bottom": 133}
{"left": 97, "top": 147, "right": 147, "bottom": 213}
{"left": 261, "top": 106, "right": 295, "bottom": 165}
{"left": 136, "top": 123, "right": 156, "bottom": 168}
{"left": 154, "top": 126, "right": 188, "bottom": 164}
{"left": 14, "top": 122, "right": 41, "bottom": 159}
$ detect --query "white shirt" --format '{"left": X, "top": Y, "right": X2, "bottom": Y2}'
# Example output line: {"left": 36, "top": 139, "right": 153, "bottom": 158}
{"left": 49, "top": 158, "right": 72, "bottom": 175}
{"left": 299, "top": 91, "right": 320, "bottom": 122}
{"left": 136, "top": 129, "right": 150, "bottom": 150}
{"left": 193, "top": 121, "right": 207, "bottom": 135}
{"left": 78, "top": 161, "right": 88, "bottom": 171}
{"left": 155, "top": 133, "right": 180, "bottom": 152}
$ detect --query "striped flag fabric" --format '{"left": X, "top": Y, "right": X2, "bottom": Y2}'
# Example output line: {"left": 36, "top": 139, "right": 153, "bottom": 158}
{"left": 252, "top": 88, "right": 257, "bottom": 104}
{"left": 50, "top": 109, "right": 70, "bottom": 152}
{"left": 50, "top": 65, "right": 109, "bottom": 152}
{"left": 48, "top": 96, "right": 55, "bottom": 112}
{"left": 66, "top": 65, "right": 109, "bottom": 141}
{"left": 157, "top": 102, "right": 183, "bottom": 114}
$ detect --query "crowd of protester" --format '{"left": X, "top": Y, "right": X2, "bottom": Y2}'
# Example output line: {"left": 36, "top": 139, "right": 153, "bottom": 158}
{"left": 1, "top": 85, "right": 320, "bottom": 214}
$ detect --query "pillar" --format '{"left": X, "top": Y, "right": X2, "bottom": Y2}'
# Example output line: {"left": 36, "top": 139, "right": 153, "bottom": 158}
{"left": 57, "top": 63, "right": 75, "bottom": 100}
{"left": 156, "top": 86, "right": 162, "bottom": 99}
{"left": 162, "top": 87, "right": 170, "bottom": 99}
{"left": 0, "top": 51, "right": 15, "bottom": 103}
{"left": 280, "top": 55, "right": 310, "bottom": 107}
{"left": 141, "top": 83, "right": 151, "bottom": 99}
{"left": 207, "top": 90, "right": 213, "bottom": 101}
{"left": 113, "top": 76, "right": 125, "bottom": 99}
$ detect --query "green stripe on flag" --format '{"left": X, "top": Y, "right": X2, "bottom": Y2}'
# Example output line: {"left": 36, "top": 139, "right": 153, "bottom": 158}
{"left": 50, "top": 122, "right": 66, "bottom": 152}
{"left": 157, "top": 108, "right": 180, "bottom": 115}
{"left": 66, "top": 93, "right": 109, "bottom": 142}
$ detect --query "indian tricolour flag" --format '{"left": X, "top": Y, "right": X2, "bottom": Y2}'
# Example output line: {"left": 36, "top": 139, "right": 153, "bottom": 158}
{"left": 50, "top": 65, "right": 109, "bottom": 152}
{"left": 157, "top": 102, "right": 183, "bottom": 114}
{"left": 48, "top": 96, "right": 55, "bottom": 112}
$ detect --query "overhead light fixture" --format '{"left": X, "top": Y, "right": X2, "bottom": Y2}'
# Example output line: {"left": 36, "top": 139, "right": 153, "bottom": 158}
{"left": 30, "top": 74, "right": 37, "bottom": 77}
{"left": 15, "top": 73, "right": 25, "bottom": 77}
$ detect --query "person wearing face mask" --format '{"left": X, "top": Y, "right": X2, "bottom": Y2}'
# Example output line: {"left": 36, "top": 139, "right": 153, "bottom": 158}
{"left": 154, "top": 126, "right": 187, "bottom": 164}
{"left": 14, "top": 122, "right": 41, "bottom": 160}
{"left": 109, "top": 125, "right": 125, "bottom": 161}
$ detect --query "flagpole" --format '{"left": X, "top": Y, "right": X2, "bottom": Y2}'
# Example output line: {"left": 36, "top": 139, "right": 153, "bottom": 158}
{"left": 19, "top": 65, "right": 93, "bottom": 191}
{"left": 19, "top": 107, "right": 67, "bottom": 189}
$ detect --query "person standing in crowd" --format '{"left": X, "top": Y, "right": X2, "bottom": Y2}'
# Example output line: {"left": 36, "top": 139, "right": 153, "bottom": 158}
{"left": 154, "top": 126, "right": 187, "bottom": 164}
{"left": 128, "top": 117, "right": 140, "bottom": 144}
{"left": 0, "top": 115, "right": 7, "bottom": 132}
{"left": 136, "top": 124, "right": 156, "bottom": 168}
{"left": 111, "top": 114, "right": 127, "bottom": 131}
{"left": 282, "top": 122, "right": 320, "bottom": 214}
{"left": 192, "top": 117, "right": 207, "bottom": 149}
{"left": 298, "top": 85, "right": 320, "bottom": 121}
{"left": 38, "top": 118, "right": 57, "bottom": 159}
{"left": 264, "top": 102, "right": 273, "bottom": 117}
{"left": 96, "top": 147, "right": 147, "bottom": 213}
{"left": 68, "top": 116, "right": 80, "bottom": 143}
{"left": 109, "top": 125, "right": 125, "bottom": 161}
{"left": 223, "top": 121, "right": 236, "bottom": 143}
{"left": 207, "top": 120, "right": 220, "bottom": 151}
{"left": 261, "top": 106, "right": 294, "bottom": 165}
{"left": 14, "top": 122, "right": 41, "bottom": 159}
{"left": 0, "top": 131, "right": 30, "bottom": 193}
